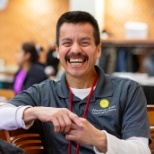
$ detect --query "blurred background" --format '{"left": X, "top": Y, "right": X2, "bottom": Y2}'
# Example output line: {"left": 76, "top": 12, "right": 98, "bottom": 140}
{"left": 1, "top": 0, "right": 154, "bottom": 103}
{"left": 1, "top": 0, "right": 154, "bottom": 66}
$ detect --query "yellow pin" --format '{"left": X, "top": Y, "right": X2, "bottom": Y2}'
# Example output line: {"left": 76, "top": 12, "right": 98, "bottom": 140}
{"left": 100, "top": 99, "right": 109, "bottom": 108}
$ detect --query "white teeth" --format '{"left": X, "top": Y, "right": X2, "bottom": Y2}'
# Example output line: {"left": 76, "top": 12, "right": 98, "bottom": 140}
{"left": 70, "top": 59, "right": 83, "bottom": 63}
{"left": 71, "top": 63, "right": 82, "bottom": 67}
{"left": 69, "top": 58, "right": 85, "bottom": 67}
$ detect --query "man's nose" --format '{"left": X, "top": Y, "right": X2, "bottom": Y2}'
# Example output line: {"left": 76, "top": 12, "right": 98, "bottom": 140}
{"left": 70, "top": 43, "right": 81, "bottom": 53}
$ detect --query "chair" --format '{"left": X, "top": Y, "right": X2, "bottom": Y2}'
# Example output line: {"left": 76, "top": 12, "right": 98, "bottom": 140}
{"left": 11, "top": 133, "right": 43, "bottom": 154}
{"left": 1, "top": 128, "right": 44, "bottom": 154}
{"left": 147, "top": 105, "right": 154, "bottom": 125}
{"left": 0, "top": 89, "right": 15, "bottom": 100}
{"left": 147, "top": 105, "right": 154, "bottom": 153}
{"left": 0, "top": 130, "right": 10, "bottom": 142}
{"left": 9, "top": 128, "right": 44, "bottom": 154}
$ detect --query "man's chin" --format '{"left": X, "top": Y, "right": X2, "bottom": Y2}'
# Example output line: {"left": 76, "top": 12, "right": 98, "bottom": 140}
{"left": 67, "top": 70, "right": 85, "bottom": 78}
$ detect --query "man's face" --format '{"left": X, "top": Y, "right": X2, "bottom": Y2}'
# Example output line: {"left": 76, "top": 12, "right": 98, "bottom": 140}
{"left": 56, "top": 22, "right": 101, "bottom": 78}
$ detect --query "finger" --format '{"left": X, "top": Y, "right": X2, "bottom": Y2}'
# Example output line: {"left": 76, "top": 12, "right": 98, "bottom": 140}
{"left": 66, "top": 133, "right": 78, "bottom": 141}
{"left": 67, "top": 129, "right": 77, "bottom": 135}
{"left": 62, "top": 115, "right": 72, "bottom": 133}
{"left": 52, "top": 118, "right": 61, "bottom": 132}
{"left": 70, "top": 123, "right": 78, "bottom": 130}
{"left": 68, "top": 112, "right": 82, "bottom": 128}
{"left": 57, "top": 116, "right": 66, "bottom": 133}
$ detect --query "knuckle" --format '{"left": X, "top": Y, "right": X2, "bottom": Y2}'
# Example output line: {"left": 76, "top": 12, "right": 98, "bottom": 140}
{"left": 61, "top": 123, "right": 65, "bottom": 128}
{"left": 54, "top": 123, "right": 59, "bottom": 128}
{"left": 72, "top": 114, "right": 78, "bottom": 119}
{"left": 62, "top": 108, "right": 68, "bottom": 112}
{"left": 66, "top": 121, "right": 71, "bottom": 127}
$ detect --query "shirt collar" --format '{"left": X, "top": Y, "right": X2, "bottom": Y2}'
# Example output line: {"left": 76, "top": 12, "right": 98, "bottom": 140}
{"left": 56, "top": 66, "right": 113, "bottom": 98}
{"left": 94, "top": 66, "right": 113, "bottom": 98}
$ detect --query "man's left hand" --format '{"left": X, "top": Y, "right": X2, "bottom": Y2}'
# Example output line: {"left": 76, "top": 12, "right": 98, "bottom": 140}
{"left": 65, "top": 118, "right": 107, "bottom": 153}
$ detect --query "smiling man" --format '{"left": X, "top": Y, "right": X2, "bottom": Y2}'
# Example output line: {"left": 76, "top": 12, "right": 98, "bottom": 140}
{"left": 0, "top": 11, "right": 151, "bottom": 154}
{"left": 57, "top": 21, "right": 101, "bottom": 87}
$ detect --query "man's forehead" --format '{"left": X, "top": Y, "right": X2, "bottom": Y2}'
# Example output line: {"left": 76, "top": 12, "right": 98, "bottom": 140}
{"left": 60, "top": 22, "right": 93, "bottom": 31}
{"left": 59, "top": 23, "right": 94, "bottom": 37}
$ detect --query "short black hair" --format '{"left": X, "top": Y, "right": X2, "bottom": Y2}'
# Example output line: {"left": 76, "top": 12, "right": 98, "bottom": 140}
{"left": 22, "top": 42, "right": 43, "bottom": 63}
{"left": 56, "top": 11, "right": 100, "bottom": 46}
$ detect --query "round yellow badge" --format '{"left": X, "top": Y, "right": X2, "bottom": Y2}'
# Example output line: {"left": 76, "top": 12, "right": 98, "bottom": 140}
{"left": 100, "top": 99, "right": 109, "bottom": 108}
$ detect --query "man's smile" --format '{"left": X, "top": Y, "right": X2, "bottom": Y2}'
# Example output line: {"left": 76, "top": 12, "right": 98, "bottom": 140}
{"left": 65, "top": 53, "right": 88, "bottom": 67}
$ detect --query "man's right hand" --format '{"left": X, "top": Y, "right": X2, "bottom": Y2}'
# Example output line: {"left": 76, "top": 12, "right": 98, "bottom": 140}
{"left": 23, "top": 107, "right": 82, "bottom": 133}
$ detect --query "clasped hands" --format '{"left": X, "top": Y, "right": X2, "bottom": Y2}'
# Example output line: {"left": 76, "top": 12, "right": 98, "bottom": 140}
{"left": 38, "top": 107, "right": 107, "bottom": 152}
{"left": 24, "top": 107, "right": 107, "bottom": 152}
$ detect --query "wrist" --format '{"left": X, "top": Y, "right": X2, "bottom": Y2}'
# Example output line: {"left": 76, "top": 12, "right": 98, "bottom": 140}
{"left": 93, "top": 130, "right": 107, "bottom": 153}
{"left": 23, "top": 107, "right": 38, "bottom": 123}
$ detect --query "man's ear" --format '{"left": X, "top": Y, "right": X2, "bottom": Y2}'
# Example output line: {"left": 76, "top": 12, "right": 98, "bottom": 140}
{"left": 55, "top": 45, "right": 60, "bottom": 59}
{"left": 96, "top": 43, "right": 101, "bottom": 58}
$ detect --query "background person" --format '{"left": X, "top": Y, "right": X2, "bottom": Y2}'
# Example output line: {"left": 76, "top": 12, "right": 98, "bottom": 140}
{"left": 13, "top": 41, "right": 47, "bottom": 94}
{"left": 45, "top": 39, "right": 60, "bottom": 80}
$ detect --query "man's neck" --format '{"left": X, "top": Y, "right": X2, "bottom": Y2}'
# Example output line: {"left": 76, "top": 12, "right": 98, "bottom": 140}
{"left": 66, "top": 70, "right": 97, "bottom": 89}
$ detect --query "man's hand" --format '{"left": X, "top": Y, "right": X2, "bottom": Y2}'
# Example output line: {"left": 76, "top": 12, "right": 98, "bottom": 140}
{"left": 23, "top": 107, "right": 82, "bottom": 133}
{"left": 65, "top": 118, "right": 107, "bottom": 153}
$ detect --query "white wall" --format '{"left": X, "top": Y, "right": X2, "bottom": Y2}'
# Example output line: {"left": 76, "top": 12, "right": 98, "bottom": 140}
{"left": 69, "top": 0, "right": 105, "bottom": 31}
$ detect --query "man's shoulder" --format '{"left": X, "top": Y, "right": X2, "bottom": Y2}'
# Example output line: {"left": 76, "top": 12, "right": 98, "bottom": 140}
{"left": 106, "top": 74, "right": 140, "bottom": 89}
{"left": 33, "top": 78, "right": 61, "bottom": 90}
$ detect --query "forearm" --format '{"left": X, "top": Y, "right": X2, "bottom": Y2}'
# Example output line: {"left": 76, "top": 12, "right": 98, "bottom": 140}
{"left": 0, "top": 103, "right": 32, "bottom": 130}
{"left": 94, "top": 131, "right": 151, "bottom": 154}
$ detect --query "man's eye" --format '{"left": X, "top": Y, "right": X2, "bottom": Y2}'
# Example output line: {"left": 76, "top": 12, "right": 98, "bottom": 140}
{"left": 81, "top": 42, "right": 89, "bottom": 46}
{"left": 63, "top": 42, "right": 71, "bottom": 47}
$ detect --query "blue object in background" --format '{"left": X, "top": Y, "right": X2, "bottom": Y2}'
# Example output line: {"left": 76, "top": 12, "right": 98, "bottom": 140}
{"left": 116, "top": 47, "right": 127, "bottom": 72}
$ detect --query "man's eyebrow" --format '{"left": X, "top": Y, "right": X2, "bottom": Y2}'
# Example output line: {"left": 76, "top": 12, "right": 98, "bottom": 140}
{"left": 61, "top": 37, "right": 91, "bottom": 42}
{"left": 80, "top": 37, "right": 91, "bottom": 41}
{"left": 61, "top": 38, "right": 72, "bottom": 42}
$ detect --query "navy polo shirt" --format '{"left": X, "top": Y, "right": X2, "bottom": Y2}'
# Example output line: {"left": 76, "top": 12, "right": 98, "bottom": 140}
{"left": 8, "top": 66, "right": 150, "bottom": 154}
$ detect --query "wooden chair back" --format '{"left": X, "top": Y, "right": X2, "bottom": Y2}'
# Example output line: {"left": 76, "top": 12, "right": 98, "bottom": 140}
{"left": 11, "top": 133, "right": 43, "bottom": 154}
{"left": 9, "top": 128, "right": 44, "bottom": 154}
{"left": 0, "top": 130, "right": 10, "bottom": 142}
{"left": 147, "top": 105, "right": 154, "bottom": 126}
